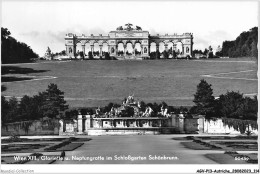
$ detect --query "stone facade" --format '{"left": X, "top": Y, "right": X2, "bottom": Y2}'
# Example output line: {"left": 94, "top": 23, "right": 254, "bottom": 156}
{"left": 65, "top": 24, "right": 193, "bottom": 59}
{"left": 58, "top": 114, "right": 205, "bottom": 135}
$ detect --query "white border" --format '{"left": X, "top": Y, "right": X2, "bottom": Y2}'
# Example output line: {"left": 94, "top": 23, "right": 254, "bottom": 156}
{"left": 1, "top": 0, "right": 259, "bottom": 174}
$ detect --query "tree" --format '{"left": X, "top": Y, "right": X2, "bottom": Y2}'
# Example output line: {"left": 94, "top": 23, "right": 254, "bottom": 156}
{"left": 1, "top": 27, "right": 11, "bottom": 41}
{"left": 221, "top": 27, "right": 258, "bottom": 58}
{"left": 193, "top": 49, "right": 203, "bottom": 55}
{"left": 162, "top": 50, "right": 169, "bottom": 59}
{"left": 1, "top": 96, "right": 9, "bottom": 124}
{"left": 251, "top": 40, "right": 258, "bottom": 58}
{"left": 1, "top": 84, "right": 70, "bottom": 123}
{"left": 41, "top": 84, "right": 68, "bottom": 118}
{"left": 216, "top": 91, "right": 257, "bottom": 120}
{"left": 19, "top": 95, "right": 35, "bottom": 120}
{"left": 88, "top": 51, "right": 93, "bottom": 60}
{"left": 6, "top": 97, "right": 19, "bottom": 122}
{"left": 149, "top": 52, "right": 156, "bottom": 59}
{"left": 64, "top": 109, "right": 78, "bottom": 120}
{"left": 1, "top": 27, "right": 39, "bottom": 64}
{"left": 207, "top": 46, "right": 214, "bottom": 58}
{"left": 79, "top": 51, "right": 84, "bottom": 59}
{"left": 215, "top": 46, "right": 223, "bottom": 57}
{"left": 139, "top": 101, "right": 146, "bottom": 112}
{"left": 104, "top": 52, "right": 110, "bottom": 60}
{"left": 193, "top": 79, "right": 215, "bottom": 117}
{"left": 203, "top": 48, "right": 209, "bottom": 55}
{"left": 217, "top": 91, "right": 244, "bottom": 119}
{"left": 172, "top": 50, "right": 176, "bottom": 59}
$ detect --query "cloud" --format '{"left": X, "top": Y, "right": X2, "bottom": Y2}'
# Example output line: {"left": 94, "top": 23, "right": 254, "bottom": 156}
{"left": 20, "top": 31, "right": 40, "bottom": 37}
{"left": 193, "top": 30, "right": 233, "bottom": 51}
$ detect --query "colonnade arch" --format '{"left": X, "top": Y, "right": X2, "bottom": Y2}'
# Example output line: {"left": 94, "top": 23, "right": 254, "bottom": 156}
{"left": 176, "top": 42, "right": 184, "bottom": 55}
{"left": 134, "top": 43, "right": 141, "bottom": 55}
{"left": 126, "top": 42, "right": 133, "bottom": 55}
{"left": 65, "top": 25, "right": 193, "bottom": 59}
{"left": 150, "top": 42, "right": 156, "bottom": 52}
{"left": 117, "top": 43, "right": 124, "bottom": 56}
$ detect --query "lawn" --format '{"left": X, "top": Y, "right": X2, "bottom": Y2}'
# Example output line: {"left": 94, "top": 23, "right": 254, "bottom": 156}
{"left": 1, "top": 58, "right": 257, "bottom": 108}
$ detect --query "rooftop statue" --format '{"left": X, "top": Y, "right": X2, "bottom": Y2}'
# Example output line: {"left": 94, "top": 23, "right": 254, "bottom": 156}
{"left": 116, "top": 24, "right": 142, "bottom": 31}
{"left": 116, "top": 26, "right": 123, "bottom": 31}
{"left": 125, "top": 23, "right": 134, "bottom": 31}
{"left": 135, "top": 26, "right": 142, "bottom": 31}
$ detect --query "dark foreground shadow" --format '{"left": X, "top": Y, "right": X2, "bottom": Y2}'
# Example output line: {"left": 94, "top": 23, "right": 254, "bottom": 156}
{"left": 2, "top": 85, "right": 7, "bottom": 91}
{"left": 1, "top": 76, "right": 33, "bottom": 82}
{"left": 1, "top": 66, "right": 48, "bottom": 75}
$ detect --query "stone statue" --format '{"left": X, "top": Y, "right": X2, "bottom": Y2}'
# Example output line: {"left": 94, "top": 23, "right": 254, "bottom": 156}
{"left": 125, "top": 23, "right": 133, "bottom": 31}
{"left": 126, "top": 94, "right": 134, "bottom": 104}
{"left": 136, "top": 26, "right": 142, "bottom": 31}
{"left": 160, "top": 105, "right": 168, "bottom": 117}
{"left": 95, "top": 107, "right": 101, "bottom": 115}
{"left": 111, "top": 47, "right": 114, "bottom": 53}
{"left": 110, "top": 106, "right": 116, "bottom": 116}
{"left": 69, "top": 47, "right": 72, "bottom": 53}
{"left": 137, "top": 101, "right": 141, "bottom": 108}
{"left": 142, "top": 106, "right": 153, "bottom": 117}
{"left": 116, "top": 26, "right": 123, "bottom": 31}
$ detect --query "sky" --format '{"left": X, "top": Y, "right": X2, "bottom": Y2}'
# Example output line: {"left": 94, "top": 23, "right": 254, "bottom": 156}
{"left": 1, "top": 0, "right": 258, "bottom": 56}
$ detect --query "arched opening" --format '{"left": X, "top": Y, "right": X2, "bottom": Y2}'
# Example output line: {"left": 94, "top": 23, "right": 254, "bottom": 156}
{"left": 167, "top": 42, "right": 174, "bottom": 58}
{"left": 176, "top": 42, "right": 184, "bottom": 55}
{"left": 126, "top": 42, "right": 133, "bottom": 56}
{"left": 93, "top": 43, "right": 100, "bottom": 58}
{"left": 99, "top": 42, "right": 108, "bottom": 58}
{"left": 159, "top": 42, "right": 165, "bottom": 53}
{"left": 159, "top": 42, "right": 164, "bottom": 58}
{"left": 134, "top": 43, "right": 141, "bottom": 56}
{"left": 149, "top": 42, "right": 157, "bottom": 59}
{"left": 85, "top": 42, "right": 91, "bottom": 58}
{"left": 102, "top": 42, "right": 108, "bottom": 53}
{"left": 76, "top": 42, "right": 83, "bottom": 59}
{"left": 150, "top": 42, "right": 156, "bottom": 52}
{"left": 117, "top": 43, "right": 124, "bottom": 56}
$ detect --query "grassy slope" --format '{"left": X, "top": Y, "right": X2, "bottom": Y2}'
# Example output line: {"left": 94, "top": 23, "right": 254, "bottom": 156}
{"left": 1, "top": 59, "right": 257, "bottom": 107}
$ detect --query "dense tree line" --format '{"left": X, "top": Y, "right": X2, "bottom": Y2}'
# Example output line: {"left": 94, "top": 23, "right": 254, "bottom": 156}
{"left": 1, "top": 27, "right": 39, "bottom": 64}
{"left": 191, "top": 79, "right": 258, "bottom": 121}
{"left": 221, "top": 27, "right": 258, "bottom": 58}
{"left": 1, "top": 84, "right": 68, "bottom": 124}
{"left": 2, "top": 81, "right": 257, "bottom": 126}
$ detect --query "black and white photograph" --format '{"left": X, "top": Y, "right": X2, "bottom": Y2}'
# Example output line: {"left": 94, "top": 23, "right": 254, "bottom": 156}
{"left": 1, "top": 0, "right": 259, "bottom": 173}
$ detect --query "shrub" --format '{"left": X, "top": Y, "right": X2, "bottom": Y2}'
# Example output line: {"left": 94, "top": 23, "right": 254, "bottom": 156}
{"left": 224, "top": 151, "right": 238, "bottom": 154}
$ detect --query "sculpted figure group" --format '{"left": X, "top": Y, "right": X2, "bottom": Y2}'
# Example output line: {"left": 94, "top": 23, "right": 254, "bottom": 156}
{"left": 116, "top": 24, "right": 142, "bottom": 31}
{"left": 94, "top": 95, "right": 169, "bottom": 118}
